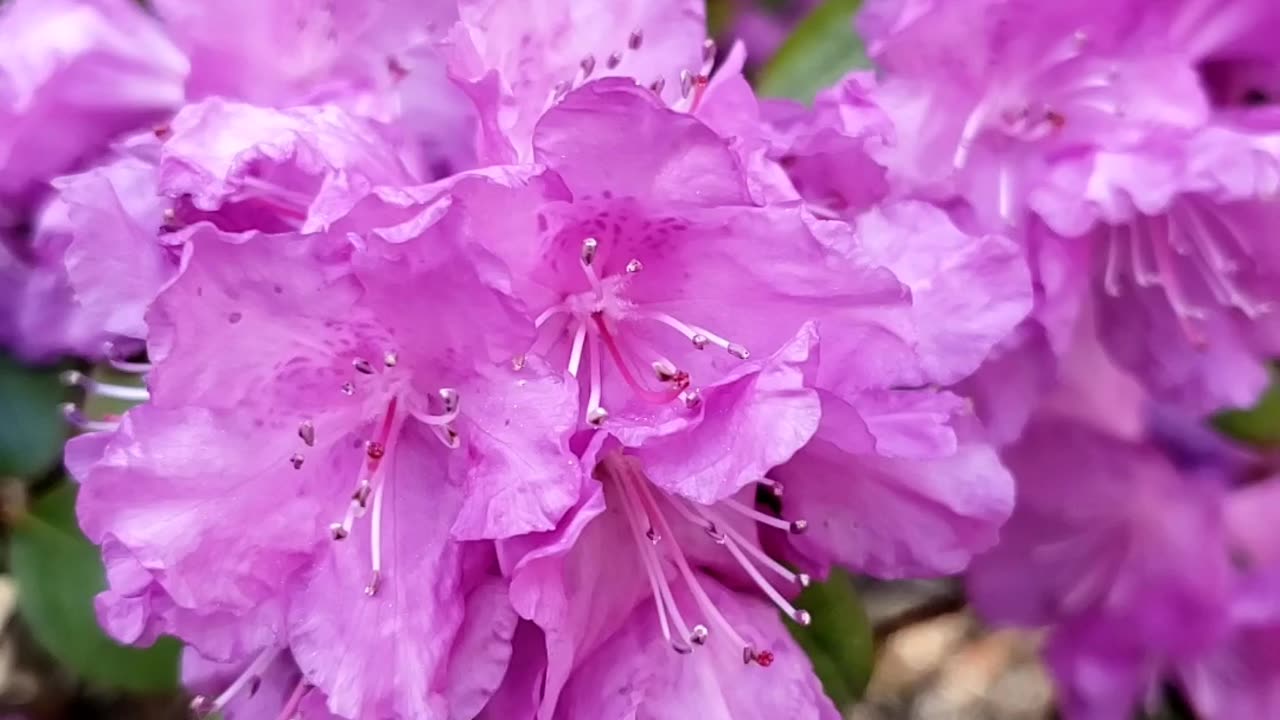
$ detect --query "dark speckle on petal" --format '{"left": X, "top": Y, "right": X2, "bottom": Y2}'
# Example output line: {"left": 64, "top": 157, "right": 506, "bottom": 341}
{"left": 228, "top": 311, "right": 243, "bottom": 324}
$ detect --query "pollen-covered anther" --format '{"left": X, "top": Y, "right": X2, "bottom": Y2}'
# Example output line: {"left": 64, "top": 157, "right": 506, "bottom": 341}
{"left": 587, "top": 406, "right": 610, "bottom": 426}
{"left": 690, "top": 624, "right": 709, "bottom": 645}
{"left": 512, "top": 354, "right": 527, "bottom": 371}
{"left": 580, "top": 237, "right": 599, "bottom": 266}
{"left": 796, "top": 573, "right": 811, "bottom": 589}
{"left": 789, "top": 519, "right": 809, "bottom": 534}
{"left": 329, "top": 523, "right": 349, "bottom": 540}
{"left": 383, "top": 351, "right": 399, "bottom": 368}
{"left": 59, "top": 369, "right": 86, "bottom": 387}
{"left": 629, "top": 28, "right": 644, "bottom": 50}
{"left": 438, "top": 388, "right": 460, "bottom": 414}
{"left": 652, "top": 359, "right": 678, "bottom": 381}
{"left": 606, "top": 51, "right": 622, "bottom": 70}
{"left": 645, "top": 526, "right": 661, "bottom": 543}
{"left": 290, "top": 453, "right": 304, "bottom": 470}
{"left": 691, "top": 333, "right": 709, "bottom": 350}
{"left": 189, "top": 696, "right": 213, "bottom": 715}
{"left": 364, "top": 570, "right": 382, "bottom": 597}
{"left": 793, "top": 609, "right": 812, "bottom": 626}
{"left": 679, "top": 389, "right": 702, "bottom": 410}
{"left": 727, "top": 343, "right": 750, "bottom": 360}
{"left": 340, "top": 382, "right": 355, "bottom": 396}
{"left": 580, "top": 54, "right": 596, "bottom": 78}
{"left": 626, "top": 258, "right": 644, "bottom": 273}
{"left": 298, "top": 420, "right": 316, "bottom": 446}
{"left": 365, "top": 441, "right": 386, "bottom": 460}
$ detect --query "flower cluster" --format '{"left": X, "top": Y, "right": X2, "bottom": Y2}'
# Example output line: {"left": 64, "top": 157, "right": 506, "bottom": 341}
{"left": 2, "top": 0, "right": 1277, "bottom": 718}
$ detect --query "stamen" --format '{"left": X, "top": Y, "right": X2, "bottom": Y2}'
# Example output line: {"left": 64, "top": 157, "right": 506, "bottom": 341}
{"left": 580, "top": 54, "right": 596, "bottom": 78}
{"left": 274, "top": 681, "right": 311, "bottom": 720}
{"left": 189, "top": 647, "right": 279, "bottom": 718}
{"left": 298, "top": 420, "right": 316, "bottom": 447}
{"left": 698, "top": 503, "right": 809, "bottom": 587}
{"left": 614, "top": 468, "right": 695, "bottom": 655}
{"left": 680, "top": 69, "right": 694, "bottom": 98}
{"left": 679, "top": 389, "right": 702, "bottom": 409}
{"left": 701, "top": 39, "right": 716, "bottom": 67}
{"left": 606, "top": 52, "right": 622, "bottom": 70}
{"left": 567, "top": 321, "right": 587, "bottom": 378}
{"left": 721, "top": 498, "right": 807, "bottom": 534}
{"left": 365, "top": 481, "right": 385, "bottom": 597}
{"left": 60, "top": 403, "right": 118, "bottom": 432}
{"left": 438, "top": 388, "right": 459, "bottom": 414}
{"left": 593, "top": 315, "right": 685, "bottom": 404}
{"left": 630, "top": 470, "right": 759, "bottom": 661}
{"left": 629, "top": 29, "right": 644, "bottom": 50}
{"left": 639, "top": 310, "right": 749, "bottom": 359}
{"left": 586, "top": 333, "right": 607, "bottom": 426}
{"left": 383, "top": 351, "right": 398, "bottom": 368}
{"left": 59, "top": 370, "right": 150, "bottom": 402}
{"left": 103, "top": 342, "right": 150, "bottom": 374}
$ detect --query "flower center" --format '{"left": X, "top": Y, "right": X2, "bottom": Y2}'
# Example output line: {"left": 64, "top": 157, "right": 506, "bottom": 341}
{"left": 598, "top": 454, "right": 810, "bottom": 666}
{"left": 525, "top": 237, "right": 749, "bottom": 426}
{"left": 290, "top": 351, "right": 463, "bottom": 598}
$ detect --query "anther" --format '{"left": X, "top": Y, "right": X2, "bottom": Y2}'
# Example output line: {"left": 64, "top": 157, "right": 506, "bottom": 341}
{"left": 691, "top": 334, "right": 709, "bottom": 349}
{"left": 580, "top": 54, "right": 596, "bottom": 78}
{"left": 727, "top": 343, "right": 750, "bottom": 360}
{"left": 153, "top": 124, "right": 172, "bottom": 140}
{"left": 764, "top": 479, "right": 784, "bottom": 497}
{"left": 189, "top": 696, "right": 213, "bottom": 714}
{"left": 383, "top": 351, "right": 398, "bottom": 368}
{"left": 59, "top": 369, "right": 86, "bottom": 387}
{"left": 705, "top": 523, "right": 727, "bottom": 544}
{"left": 580, "top": 237, "right": 599, "bottom": 266}
{"left": 298, "top": 420, "right": 316, "bottom": 447}
{"left": 680, "top": 69, "right": 694, "bottom": 97}
{"left": 648, "top": 77, "right": 665, "bottom": 94}
{"left": 702, "top": 39, "right": 716, "bottom": 65}
{"left": 440, "top": 426, "right": 461, "bottom": 449}
{"left": 606, "top": 52, "right": 622, "bottom": 70}
{"left": 512, "top": 354, "right": 527, "bottom": 371}
{"left": 652, "top": 360, "right": 678, "bottom": 381}
{"left": 290, "top": 453, "right": 305, "bottom": 470}
{"left": 364, "top": 571, "right": 382, "bottom": 597}
{"left": 789, "top": 519, "right": 809, "bottom": 534}
{"left": 629, "top": 29, "right": 644, "bottom": 50}
{"left": 796, "top": 572, "right": 811, "bottom": 588}
{"left": 438, "top": 388, "right": 459, "bottom": 414}
{"left": 352, "top": 483, "right": 373, "bottom": 507}
{"left": 352, "top": 358, "right": 375, "bottom": 375}
{"left": 645, "top": 527, "right": 661, "bottom": 543}
{"left": 680, "top": 389, "right": 702, "bottom": 410}
{"left": 552, "top": 80, "right": 571, "bottom": 101}
{"left": 340, "top": 382, "right": 355, "bottom": 396}
{"left": 365, "top": 441, "right": 386, "bottom": 460}
{"left": 626, "top": 258, "right": 644, "bottom": 273}
{"left": 793, "top": 609, "right": 812, "bottom": 626}
{"left": 690, "top": 625, "right": 709, "bottom": 645}
{"left": 329, "top": 523, "right": 349, "bottom": 540}
{"left": 587, "top": 406, "right": 610, "bottom": 426}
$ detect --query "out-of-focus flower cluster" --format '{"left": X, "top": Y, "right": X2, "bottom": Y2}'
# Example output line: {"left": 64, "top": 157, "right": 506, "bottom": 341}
{"left": 1, "top": 0, "right": 1277, "bottom": 718}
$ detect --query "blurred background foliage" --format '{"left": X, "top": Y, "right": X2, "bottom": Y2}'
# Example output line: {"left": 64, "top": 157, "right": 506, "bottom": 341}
{"left": 0, "top": 0, "right": 1265, "bottom": 718}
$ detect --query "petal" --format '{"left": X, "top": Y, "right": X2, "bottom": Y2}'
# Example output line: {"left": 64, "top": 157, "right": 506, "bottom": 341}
{"left": 777, "top": 388, "right": 1014, "bottom": 578}
{"left": 555, "top": 578, "right": 840, "bottom": 720}
{"left": 445, "top": 578, "right": 521, "bottom": 719}
{"left": 450, "top": 359, "right": 580, "bottom": 540}
{"left": 287, "top": 428, "right": 492, "bottom": 719}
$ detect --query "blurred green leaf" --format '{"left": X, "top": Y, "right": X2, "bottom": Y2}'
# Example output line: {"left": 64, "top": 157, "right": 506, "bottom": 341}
{"left": 1213, "top": 366, "right": 1280, "bottom": 446}
{"left": 9, "top": 483, "right": 181, "bottom": 692}
{"left": 0, "top": 355, "right": 68, "bottom": 479}
{"left": 755, "top": 0, "right": 869, "bottom": 103}
{"left": 788, "top": 569, "right": 875, "bottom": 709}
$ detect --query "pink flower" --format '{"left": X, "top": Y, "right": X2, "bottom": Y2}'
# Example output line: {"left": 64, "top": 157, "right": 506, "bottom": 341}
{"left": 73, "top": 210, "right": 579, "bottom": 716}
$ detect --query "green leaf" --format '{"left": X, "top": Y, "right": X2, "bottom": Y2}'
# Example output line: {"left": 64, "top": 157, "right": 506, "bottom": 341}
{"left": 1213, "top": 366, "right": 1280, "bottom": 446}
{"left": 0, "top": 354, "right": 68, "bottom": 479}
{"left": 9, "top": 483, "right": 181, "bottom": 691}
{"left": 755, "top": 0, "right": 869, "bottom": 103}
{"left": 788, "top": 569, "right": 875, "bottom": 709}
